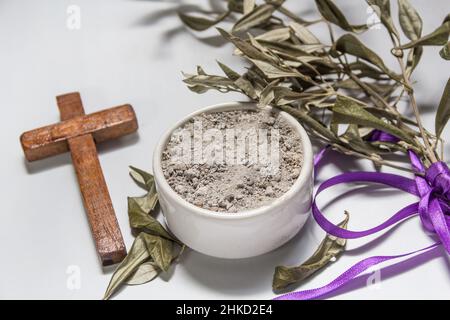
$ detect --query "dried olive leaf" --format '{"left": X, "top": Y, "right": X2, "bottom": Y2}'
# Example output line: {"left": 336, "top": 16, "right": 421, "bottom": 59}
{"left": 185, "top": 85, "right": 210, "bottom": 94}
{"left": 444, "top": 14, "right": 450, "bottom": 24}
{"left": 249, "top": 58, "right": 300, "bottom": 79}
{"left": 217, "top": 61, "right": 241, "bottom": 80}
{"left": 333, "top": 78, "right": 361, "bottom": 90}
{"left": 183, "top": 71, "right": 237, "bottom": 93}
{"left": 131, "top": 192, "right": 158, "bottom": 214}
{"left": 248, "top": 33, "right": 271, "bottom": 54}
{"left": 217, "top": 28, "right": 274, "bottom": 62}
{"left": 298, "top": 44, "right": 327, "bottom": 53}
{"left": 255, "top": 27, "right": 291, "bottom": 42}
{"left": 255, "top": 40, "right": 315, "bottom": 59}
{"left": 246, "top": 66, "right": 270, "bottom": 90}
{"left": 128, "top": 166, "right": 159, "bottom": 213}
{"left": 273, "top": 87, "right": 308, "bottom": 105}
{"left": 348, "top": 61, "right": 385, "bottom": 80}
{"left": 128, "top": 197, "right": 176, "bottom": 242}
{"left": 104, "top": 233, "right": 151, "bottom": 300}
{"left": 440, "top": 41, "right": 450, "bottom": 60}
{"left": 232, "top": 4, "right": 276, "bottom": 33}
{"left": 341, "top": 124, "right": 381, "bottom": 155}
{"left": 398, "top": 21, "right": 450, "bottom": 49}
{"left": 332, "top": 96, "right": 413, "bottom": 143}
{"left": 196, "top": 65, "right": 207, "bottom": 75}
{"left": 289, "top": 22, "right": 320, "bottom": 44}
{"left": 406, "top": 46, "right": 423, "bottom": 74}
{"left": 273, "top": 213, "right": 349, "bottom": 290}
{"left": 278, "top": 105, "right": 338, "bottom": 142}
{"left": 435, "top": 77, "right": 450, "bottom": 138}
{"left": 259, "top": 80, "right": 278, "bottom": 107}
{"left": 178, "top": 1, "right": 438, "bottom": 166}
{"left": 129, "top": 166, "right": 154, "bottom": 191}
{"left": 232, "top": 69, "right": 260, "bottom": 97}
{"left": 315, "top": 0, "right": 367, "bottom": 32}
{"left": 366, "top": 107, "right": 417, "bottom": 127}
{"left": 335, "top": 34, "right": 399, "bottom": 80}
{"left": 142, "top": 233, "right": 173, "bottom": 272}
{"left": 367, "top": 0, "right": 391, "bottom": 17}
{"left": 178, "top": 11, "right": 229, "bottom": 31}
{"left": 243, "top": 0, "right": 255, "bottom": 15}
{"left": 228, "top": 0, "right": 244, "bottom": 13}
{"left": 183, "top": 73, "right": 235, "bottom": 87}
{"left": 366, "top": 0, "right": 398, "bottom": 37}
{"left": 126, "top": 261, "right": 160, "bottom": 286}
{"left": 398, "top": 0, "right": 422, "bottom": 40}
{"left": 235, "top": 76, "right": 258, "bottom": 99}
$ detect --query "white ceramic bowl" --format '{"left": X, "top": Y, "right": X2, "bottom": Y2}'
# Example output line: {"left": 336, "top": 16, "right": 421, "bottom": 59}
{"left": 153, "top": 102, "right": 313, "bottom": 259}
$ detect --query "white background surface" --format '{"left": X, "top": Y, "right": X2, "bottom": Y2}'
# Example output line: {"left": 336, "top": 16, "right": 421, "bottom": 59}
{"left": 0, "top": 0, "right": 449, "bottom": 299}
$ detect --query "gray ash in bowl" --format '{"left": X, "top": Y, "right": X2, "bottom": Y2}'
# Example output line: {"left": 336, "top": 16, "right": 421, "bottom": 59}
{"left": 161, "top": 109, "right": 303, "bottom": 213}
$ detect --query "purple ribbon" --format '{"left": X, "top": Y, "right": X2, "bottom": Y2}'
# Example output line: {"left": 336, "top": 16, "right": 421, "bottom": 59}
{"left": 275, "top": 138, "right": 450, "bottom": 300}
{"left": 366, "top": 129, "right": 400, "bottom": 143}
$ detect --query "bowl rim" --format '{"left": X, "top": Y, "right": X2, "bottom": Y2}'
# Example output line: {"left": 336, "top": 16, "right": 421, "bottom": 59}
{"left": 152, "top": 101, "right": 313, "bottom": 220}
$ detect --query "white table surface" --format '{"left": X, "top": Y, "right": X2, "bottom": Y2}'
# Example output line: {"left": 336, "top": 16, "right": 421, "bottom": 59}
{"left": 1, "top": 0, "right": 449, "bottom": 300}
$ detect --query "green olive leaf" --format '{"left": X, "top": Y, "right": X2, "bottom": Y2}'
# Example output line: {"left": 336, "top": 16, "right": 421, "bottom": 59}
{"left": 398, "top": 21, "right": 450, "bottom": 49}
{"left": 332, "top": 96, "right": 413, "bottom": 143}
{"left": 125, "top": 261, "right": 160, "bottom": 286}
{"left": 440, "top": 41, "right": 450, "bottom": 60}
{"left": 398, "top": 0, "right": 423, "bottom": 40}
{"left": 435, "top": 77, "right": 450, "bottom": 138}
{"left": 315, "top": 0, "right": 367, "bottom": 32}
{"left": 141, "top": 233, "right": 173, "bottom": 272}
{"left": 178, "top": 11, "right": 229, "bottom": 31}
{"left": 273, "top": 213, "right": 349, "bottom": 291}
{"left": 103, "top": 233, "right": 151, "bottom": 300}
{"left": 335, "top": 34, "right": 399, "bottom": 80}
{"left": 233, "top": 4, "right": 276, "bottom": 33}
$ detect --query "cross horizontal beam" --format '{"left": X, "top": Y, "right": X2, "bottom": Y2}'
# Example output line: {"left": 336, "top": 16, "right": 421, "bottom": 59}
{"left": 21, "top": 104, "right": 138, "bottom": 161}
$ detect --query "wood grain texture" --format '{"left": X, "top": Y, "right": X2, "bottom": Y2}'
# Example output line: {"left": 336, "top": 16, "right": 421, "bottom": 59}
{"left": 68, "top": 135, "right": 126, "bottom": 266}
{"left": 20, "top": 92, "right": 137, "bottom": 266}
{"left": 57, "top": 92, "right": 85, "bottom": 120}
{"left": 20, "top": 104, "right": 138, "bottom": 162}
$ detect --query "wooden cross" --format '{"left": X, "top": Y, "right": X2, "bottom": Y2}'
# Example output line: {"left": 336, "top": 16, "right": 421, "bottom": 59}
{"left": 20, "top": 92, "right": 138, "bottom": 266}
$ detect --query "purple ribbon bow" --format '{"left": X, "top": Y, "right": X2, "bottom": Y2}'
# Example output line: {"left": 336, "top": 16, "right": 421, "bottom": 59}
{"left": 275, "top": 134, "right": 450, "bottom": 300}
